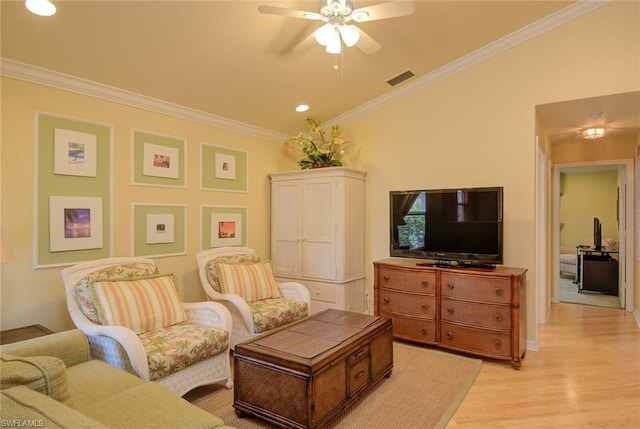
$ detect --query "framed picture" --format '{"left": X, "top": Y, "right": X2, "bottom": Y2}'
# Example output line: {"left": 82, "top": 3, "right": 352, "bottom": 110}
{"left": 49, "top": 196, "right": 103, "bottom": 252}
{"left": 201, "top": 143, "right": 248, "bottom": 192}
{"left": 146, "top": 214, "right": 175, "bottom": 244}
{"left": 133, "top": 130, "right": 186, "bottom": 188}
{"left": 132, "top": 204, "right": 186, "bottom": 258}
{"left": 201, "top": 206, "right": 247, "bottom": 249}
{"left": 54, "top": 129, "right": 98, "bottom": 177}
{"left": 143, "top": 143, "right": 179, "bottom": 179}
{"left": 215, "top": 153, "right": 236, "bottom": 180}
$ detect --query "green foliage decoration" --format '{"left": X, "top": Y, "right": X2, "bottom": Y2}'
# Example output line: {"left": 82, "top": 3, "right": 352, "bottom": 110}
{"left": 284, "top": 118, "right": 350, "bottom": 169}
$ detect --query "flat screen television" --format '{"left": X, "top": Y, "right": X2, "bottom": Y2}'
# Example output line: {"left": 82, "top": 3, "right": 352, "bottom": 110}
{"left": 390, "top": 186, "right": 504, "bottom": 267}
{"left": 593, "top": 217, "right": 602, "bottom": 250}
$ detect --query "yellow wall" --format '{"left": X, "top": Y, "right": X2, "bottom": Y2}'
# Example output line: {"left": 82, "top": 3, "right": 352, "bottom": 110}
{"left": 0, "top": 78, "right": 296, "bottom": 331}
{"left": 1, "top": 2, "right": 639, "bottom": 341}
{"left": 344, "top": 1, "right": 639, "bottom": 344}
{"left": 560, "top": 171, "right": 619, "bottom": 248}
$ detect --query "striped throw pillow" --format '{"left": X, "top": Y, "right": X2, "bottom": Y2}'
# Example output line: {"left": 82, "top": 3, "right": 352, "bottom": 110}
{"left": 92, "top": 274, "right": 188, "bottom": 334}
{"left": 216, "top": 261, "right": 281, "bottom": 302}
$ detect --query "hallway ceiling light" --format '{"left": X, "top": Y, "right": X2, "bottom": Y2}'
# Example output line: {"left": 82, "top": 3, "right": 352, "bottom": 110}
{"left": 582, "top": 127, "right": 605, "bottom": 139}
{"left": 25, "top": 0, "right": 56, "bottom": 16}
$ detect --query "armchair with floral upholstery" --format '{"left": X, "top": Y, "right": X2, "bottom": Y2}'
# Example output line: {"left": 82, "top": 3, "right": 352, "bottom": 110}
{"left": 60, "top": 257, "right": 233, "bottom": 396}
{"left": 196, "top": 247, "right": 311, "bottom": 348}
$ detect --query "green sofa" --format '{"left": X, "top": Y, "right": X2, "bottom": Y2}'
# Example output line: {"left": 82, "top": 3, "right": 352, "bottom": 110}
{"left": 0, "top": 329, "right": 234, "bottom": 429}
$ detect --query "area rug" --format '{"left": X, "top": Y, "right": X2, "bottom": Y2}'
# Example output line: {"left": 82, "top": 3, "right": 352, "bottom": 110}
{"left": 559, "top": 276, "right": 621, "bottom": 309}
{"left": 185, "top": 341, "right": 482, "bottom": 429}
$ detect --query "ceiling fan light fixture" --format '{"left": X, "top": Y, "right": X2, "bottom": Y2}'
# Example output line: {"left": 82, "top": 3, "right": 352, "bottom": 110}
{"left": 325, "top": 35, "right": 342, "bottom": 54}
{"left": 583, "top": 127, "right": 605, "bottom": 139}
{"left": 315, "top": 23, "right": 336, "bottom": 46}
{"left": 25, "top": 0, "right": 56, "bottom": 16}
{"left": 339, "top": 25, "right": 360, "bottom": 47}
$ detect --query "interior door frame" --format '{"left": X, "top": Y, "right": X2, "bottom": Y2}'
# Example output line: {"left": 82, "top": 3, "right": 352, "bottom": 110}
{"left": 552, "top": 159, "right": 634, "bottom": 311}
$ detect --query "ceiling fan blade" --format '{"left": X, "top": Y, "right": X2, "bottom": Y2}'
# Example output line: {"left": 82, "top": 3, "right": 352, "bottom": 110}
{"left": 355, "top": 27, "right": 381, "bottom": 54}
{"left": 351, "top": 1, "right": 416, "bottom": 23}
{"left": 258, "top": 5, "right": 324, "bottom": 20}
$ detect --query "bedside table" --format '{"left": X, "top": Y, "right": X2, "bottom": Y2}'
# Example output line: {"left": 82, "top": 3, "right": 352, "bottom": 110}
{"left": 0, "top": 324, "right": 55, "bottom": 345}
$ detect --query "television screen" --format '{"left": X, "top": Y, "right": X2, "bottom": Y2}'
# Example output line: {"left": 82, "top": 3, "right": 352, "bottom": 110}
{"left": 390, "top": 187, "right": 503, "bottom": 266}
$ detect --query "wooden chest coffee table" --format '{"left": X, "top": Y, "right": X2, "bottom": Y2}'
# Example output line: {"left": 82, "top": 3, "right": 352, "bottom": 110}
{"left": 233, "top": 309, "right": 393, "bottom": 429}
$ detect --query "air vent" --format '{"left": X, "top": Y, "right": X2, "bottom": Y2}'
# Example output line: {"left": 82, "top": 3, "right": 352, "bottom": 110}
{"left": 386, "top": 70, "right": 414, "bottom": 86}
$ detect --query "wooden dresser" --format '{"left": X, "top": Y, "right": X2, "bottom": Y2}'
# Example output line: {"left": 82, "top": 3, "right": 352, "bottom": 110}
{"left": 374, "top": 258, "right": 527, "bottom": 369}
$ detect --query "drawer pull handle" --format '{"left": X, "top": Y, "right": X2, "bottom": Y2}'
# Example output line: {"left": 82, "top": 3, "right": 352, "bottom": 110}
{"left": 421, "top": 327, "right": 428, "bottom": 335}
{"left": 315, "top": 290, "right": 321, "bottom": 296}
{"left": 446, "top": 282, "right": 454, "bottom": 290}
{"left": 446, "top": 331, "right": 453, "bottom": 340}
{"left": 493, "top": 339, "right": 502, "bottom": 349}
{"left": 422, "top": 304, "right": 428, "bottom": 311}
{"left": 354, "top": 370, "right": 365, "bottom": 379}
{"left": 446, "top": 307, "right": 454, "bottom": 315}
{"left": 495, "top": 287, "right": 503, "bottom": 296}
{"left": 421, "top": 280, "right": 429, "bottom": 287}
{"left": 494, "top": 313, "right": 503, "bottom": 322}
{"left": 383, "top": 298, "right": 389, "bottom": 304}
{"left": 354, "top": 350, "right": 365, "bottom": 359}
{"left": 383, "top": 275, "right": 390, "bottom": 281}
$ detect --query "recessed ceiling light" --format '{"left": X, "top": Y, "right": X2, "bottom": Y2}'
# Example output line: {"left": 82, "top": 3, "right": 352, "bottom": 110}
{"left": 25, "top": 0, "right": 56, "bottom": 16}
{"left": 295, "top": 104, "right": 309, "bottom": 112}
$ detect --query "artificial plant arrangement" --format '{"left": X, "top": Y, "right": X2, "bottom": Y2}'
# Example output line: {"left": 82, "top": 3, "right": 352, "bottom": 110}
{"left": 284, "top": 118, "right": 350, "bottom": 169}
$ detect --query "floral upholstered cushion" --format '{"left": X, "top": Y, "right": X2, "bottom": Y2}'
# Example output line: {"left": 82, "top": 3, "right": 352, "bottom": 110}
{"left": 138, "top": 323, "right": 229, "bottom": 381}
{"left": 249, "top": 298, "right": 309, "bottom": 334}
{"left": 74, "top": 262, "right": 159, "bottom": 324}
{"left": 205, "top": 254, "right": 261, "bottom": 293}
{"left": 216, "top": 261, "right": 282, "bottom": 302}
{"left": 92, "top": 274, "right": 188, "bottom": 334}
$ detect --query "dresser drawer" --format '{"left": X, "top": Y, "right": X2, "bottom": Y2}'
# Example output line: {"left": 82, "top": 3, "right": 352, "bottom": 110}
{"left": 378, "top": 267, "right": 436, "bottom": 294}
{"left": 380, "top": 313, "right": 436, "bottom": 343}
{"left": 441, "top": 273, "right": 511, "bottom": 303}
{"left": 440, "top": 322, "right": 512, "bottom": 358}
{"left": 309, "top": 283, "right": 336, "bottom": 303}
{"left": 441, "top": 298, "right": 511, "bottom": 330}
{"left": 378, "top": 288, "right": 436, "bottom": 318}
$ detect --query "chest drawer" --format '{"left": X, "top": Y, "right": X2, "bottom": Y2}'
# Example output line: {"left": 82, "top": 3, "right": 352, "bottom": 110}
{"left": 378, "top": 288, "right": 436, "bottom": 318}
{"left": 440, "top": 322, "right": 512, "bottom": 358}
{"left": 441, "top": 273, "right": 511, "bottom": 303}
{"left": 378, "top": 267, "right": 436, "bottom": 294}
{"left": 379, "top": 312, "right": 436, "bottom": 343}
{"left": 441, "top": 298, "right": 511, "bottom": 330}
{"left": 348, "top": 355, "right": 371, "bottom": 396}
{"left": 308, "top": 283, "right": 336, "bottom": 303}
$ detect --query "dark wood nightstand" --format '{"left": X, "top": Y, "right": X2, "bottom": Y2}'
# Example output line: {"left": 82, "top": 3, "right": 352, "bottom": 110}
{"left": 0, "top": 324, "right": 55, "bottom": 345}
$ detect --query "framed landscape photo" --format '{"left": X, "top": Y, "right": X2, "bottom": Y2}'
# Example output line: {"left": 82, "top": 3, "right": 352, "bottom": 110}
{"left": 201, "top": 143, "right": 248, "bottom": 192}
{"left": 49, "top": 196, "right": 103, "bottom": 252}
{"left": 132, "top": 204, "right": 186, "bottom": 258}
{"left": 133, "top": 130, "right": 186, "bottom": 188}
{"left": 201, "top": 206, "right": 247, "bottom": 249}
{"left": 53, "top": 129, "right": 98, "bottom": 177}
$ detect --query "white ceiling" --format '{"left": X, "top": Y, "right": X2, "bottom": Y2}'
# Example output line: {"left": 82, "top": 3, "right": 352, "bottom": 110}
{"left": 1, "top": 0, "right": 638, "bottom": 140}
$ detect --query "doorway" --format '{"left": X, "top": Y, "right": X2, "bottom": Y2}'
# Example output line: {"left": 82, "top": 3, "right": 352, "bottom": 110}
{"left": 552, "top": 160, "right": 633, "bottom": 311}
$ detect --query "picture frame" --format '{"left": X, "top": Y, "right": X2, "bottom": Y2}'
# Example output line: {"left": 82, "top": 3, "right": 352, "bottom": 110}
{"left": 49, "top": 196, "right": 103, "bottom": 252}
{"left": 132, "top": 204, "right": 186, "bottom": 258}
{"left": 54, "top": 128, "right": 98, "bottom": 177}
{"left": 201, "top": 143, "right": 248, "bottom": 192}
{"left": 201, "top": 206, "right": 248, "bottom": 249}
{"left": 143, "top": 143, "right": 179, "bottom": 179}
{"left": 133, "top": 130, "right": 186, "bottom": 188}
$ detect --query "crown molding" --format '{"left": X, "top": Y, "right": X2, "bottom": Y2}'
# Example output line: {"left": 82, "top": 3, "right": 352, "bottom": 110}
{"left": 331, "top": 0, "right": 611, "bottom": 126}
{"left": 0, "top": 58, "right": 289, "bottom": 143}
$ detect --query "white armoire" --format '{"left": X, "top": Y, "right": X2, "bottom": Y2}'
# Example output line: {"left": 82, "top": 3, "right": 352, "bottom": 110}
{"left": 269, "top": 167, "right": 366, "bottom": 313}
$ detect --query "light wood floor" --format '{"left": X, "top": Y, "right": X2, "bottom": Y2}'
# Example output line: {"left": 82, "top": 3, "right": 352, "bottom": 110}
{"left": 448, "top": 303, "right": 640, "bottom": 428}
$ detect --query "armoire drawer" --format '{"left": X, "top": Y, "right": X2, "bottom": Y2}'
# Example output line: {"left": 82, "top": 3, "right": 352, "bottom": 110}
{"left": 378, "top": 267, "right": 436, "bottom": 294}
{"left": 380, "top": 313, "right": 436, "bottom": 343}
{"left": 378, "top": 288, "right": 436, "bottom": 318}
{"left": 441, "top": 298, "right": 511, "bottom": 330}
{"left": 440, "top": 322, "right": 512, "bottom": 358}
{"left": 440, "top": 273, "right": 512, "bottom": 303}
{"left": 308, "top": 283, "right": 337, "bottom": 304}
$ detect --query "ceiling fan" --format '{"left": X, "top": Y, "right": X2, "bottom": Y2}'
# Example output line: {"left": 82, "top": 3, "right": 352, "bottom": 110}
{"left": 258, "top": 0, "right": 416, "bottom": 54}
